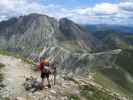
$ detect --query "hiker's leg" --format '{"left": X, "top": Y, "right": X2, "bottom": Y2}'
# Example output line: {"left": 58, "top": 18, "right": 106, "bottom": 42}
{"left": 41, "top": 78, "right": 45, "bottom": 85}
{"left": 41, "top": 73, "right": 45, "bottom": 86}
{"left": 51, "top": 74, "right": 54, "bottom": 85}
{"left": 47, "top": 78, "right": 51, "bottom": 88}
{"left": 54, "top": 73, "right": 56, "bottom": 85}
{"left": 47, "top": 77, "right": 50, "bottom": 85}
{"left": 46, "top": 74, "right": 51, "bottom": 88}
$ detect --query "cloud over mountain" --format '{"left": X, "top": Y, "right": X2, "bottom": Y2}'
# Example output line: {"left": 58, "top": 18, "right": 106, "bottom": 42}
{"left": 0, "top": 0, "right": 133, "bottom": 25}
{"left": 119, "top": 2, "right": 133, "bottom": 11}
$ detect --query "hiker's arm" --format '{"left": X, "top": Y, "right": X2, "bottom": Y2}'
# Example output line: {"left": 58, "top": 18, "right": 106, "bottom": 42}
{"left": 36, "top": 63, "right": 41, "bottom": 71}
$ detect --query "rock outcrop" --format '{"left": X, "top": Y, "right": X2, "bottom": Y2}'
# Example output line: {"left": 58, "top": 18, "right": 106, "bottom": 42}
{"left": 0, "top": 14, "right": 104, "bottom": 57}
{"left": 40, "top": 44, "right": 121, "bottom": 72}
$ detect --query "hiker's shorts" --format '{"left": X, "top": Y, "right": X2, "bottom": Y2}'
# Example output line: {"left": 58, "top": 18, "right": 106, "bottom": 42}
{"left": 41, "top": 72, "right": 49, "bottom": 79}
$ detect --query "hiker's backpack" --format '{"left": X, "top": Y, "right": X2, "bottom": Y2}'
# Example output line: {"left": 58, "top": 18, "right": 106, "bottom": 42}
{"left": 41, "top": 59, "right": 50, "bottom": 73}
{"left": 43, "top": 65, "right": 51, "bottom": 73}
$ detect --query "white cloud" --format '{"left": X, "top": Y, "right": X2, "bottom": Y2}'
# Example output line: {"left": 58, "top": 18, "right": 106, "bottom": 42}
{"left": 0, "top": 0, "right": 133, "bottom": 25}
{"left": 0, "top": 0, "right": 47, "bottom": 21}
{"left": 93, "top": 3, "right": 119, "bottom": 15}
{"left": 0, "top": 15, "right": 8, "bottom": 21}
{"left": 119, "top": 2, "right": 133, "bottom": 11}
{"left": 60, "top": 2, "right": 133, "bottom": 24}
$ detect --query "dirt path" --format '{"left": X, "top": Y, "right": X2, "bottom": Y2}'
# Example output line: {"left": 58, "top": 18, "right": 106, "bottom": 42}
{"left": 0, "top": 55, "right": 40, "bottom": 98}
{"left": 0, "top": 55, "right": 84, "bottom": 100}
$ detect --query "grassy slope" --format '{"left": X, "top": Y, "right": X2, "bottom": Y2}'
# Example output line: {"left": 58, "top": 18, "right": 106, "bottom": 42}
{"left": 93, "top": 32, "right": 133, "bottom": 99}
{"left": 93, "top": 68, "right": 133, "bottom": 100}
{"left": 116, "top": 49, "right": 133, "bottom": 75}
{"left": 79, "top": 84, "right": 114, "bottom": 100}
{"left": 65, "top": 76, "right": 117, "bottom": 100}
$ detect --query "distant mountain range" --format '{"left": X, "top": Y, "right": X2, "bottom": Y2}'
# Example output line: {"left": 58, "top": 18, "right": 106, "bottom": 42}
{"left": 83, "top": 24, "right": 133, "bottom": 49}
{"left": 84, "top": 24, "right": 133, "bottom": 34}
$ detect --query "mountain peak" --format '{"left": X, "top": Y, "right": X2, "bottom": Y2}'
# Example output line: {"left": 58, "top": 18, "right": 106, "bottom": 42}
{"left": 59, "top": 17, "right": 78, "bottom": 27}
{"left": 60, "top": 18, "right": 73, "bottom": 23}
{"left": 22, "top": 13, "right": 54, "bottom": 19}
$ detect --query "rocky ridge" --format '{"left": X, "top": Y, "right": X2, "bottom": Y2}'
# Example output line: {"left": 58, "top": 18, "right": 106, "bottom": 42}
{"left": 0, "top": 55, "right": 128, "bottom": 100}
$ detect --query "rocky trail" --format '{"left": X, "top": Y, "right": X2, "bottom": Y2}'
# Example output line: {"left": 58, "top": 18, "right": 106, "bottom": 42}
{"left": 0, "top": 55, "right": 129, "bottom": 100}
{"left": 0, "top": 55, "right": 40, "bottom": 99}
{"left": 0, "top": 55, "right": 83, "bottom": 100}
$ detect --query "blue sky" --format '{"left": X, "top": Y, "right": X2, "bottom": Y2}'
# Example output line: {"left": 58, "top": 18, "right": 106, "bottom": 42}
{"left": 0, "top": 0, "right": 133, "bottom": 25}
{"left": 42, "top": 0, "right": 119, "bottom": 8}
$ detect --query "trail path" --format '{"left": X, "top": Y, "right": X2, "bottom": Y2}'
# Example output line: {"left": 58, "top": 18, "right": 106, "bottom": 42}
{"left": 0, "top": 55, "right": 40, "bottom": 99}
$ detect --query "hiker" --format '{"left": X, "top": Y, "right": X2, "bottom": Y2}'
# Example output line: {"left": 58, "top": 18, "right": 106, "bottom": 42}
{"left": 37, "top": 57, "right": 51, "bottom": 88}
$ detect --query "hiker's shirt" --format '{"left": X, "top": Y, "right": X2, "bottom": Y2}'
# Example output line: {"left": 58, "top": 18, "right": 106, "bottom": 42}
{"left": 39, "top": 62, "right": 45, "bottom": 73}
{"left": 38, "top": 62, "right": 50, "bottom": 73}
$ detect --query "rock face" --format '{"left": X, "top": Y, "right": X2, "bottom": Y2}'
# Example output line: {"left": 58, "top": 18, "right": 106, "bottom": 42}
{"left": 41, "top": 45, "right": 121, "bottom": 72}
{"left": 0, "top": 14, "right": 103, "bottom": 56}
{"left": 0, "top": 13, "right": 115, "bottom": 72}
{"left": 59, "top": 18, "right": 104, "bottom": 51}
{"left": 0, "top": 14, "right": 58, "bottom": 56}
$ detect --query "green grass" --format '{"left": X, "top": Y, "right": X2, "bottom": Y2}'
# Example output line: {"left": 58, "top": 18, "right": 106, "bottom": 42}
{"left": 0, "top": 50, "right": 34, "bottom": 65}
{"left": 102, "top": 32, "right": 133, "bottom": 50}
{"left": 80, "top": 84, "right": 114, "bottom": 100}
{"left": 65, "top": 75, "right": 116, "bottom": 100}
{"left": 93, "top": 70, "right": 133, "bottom": 100}
{"left": 67, "top": 94, "right": 80, "bottom": 100}
{"left": 3, "top": 97, "right": 10, "bottom": 100}
{"left": 94, "top": 71, "right": 128, "bottom": 95}
{"left": 0, "top": 63, "right": 5, "bottom": 68}
{"left": 116, "top": 49, "right": 133, "bottom": 75}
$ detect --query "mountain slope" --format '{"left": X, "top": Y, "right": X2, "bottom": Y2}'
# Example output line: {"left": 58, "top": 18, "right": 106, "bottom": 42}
{"left": 0, "top": 14, "right": 58, "bottom": 56}
{"left": 0, "top": 14, "right": 104, "bottom": 57}
{"left": 83, "top": 24, "right": 133, "bottom": 99}
{"left": 59, "top": 18, "right": 104, "bottom": 52}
